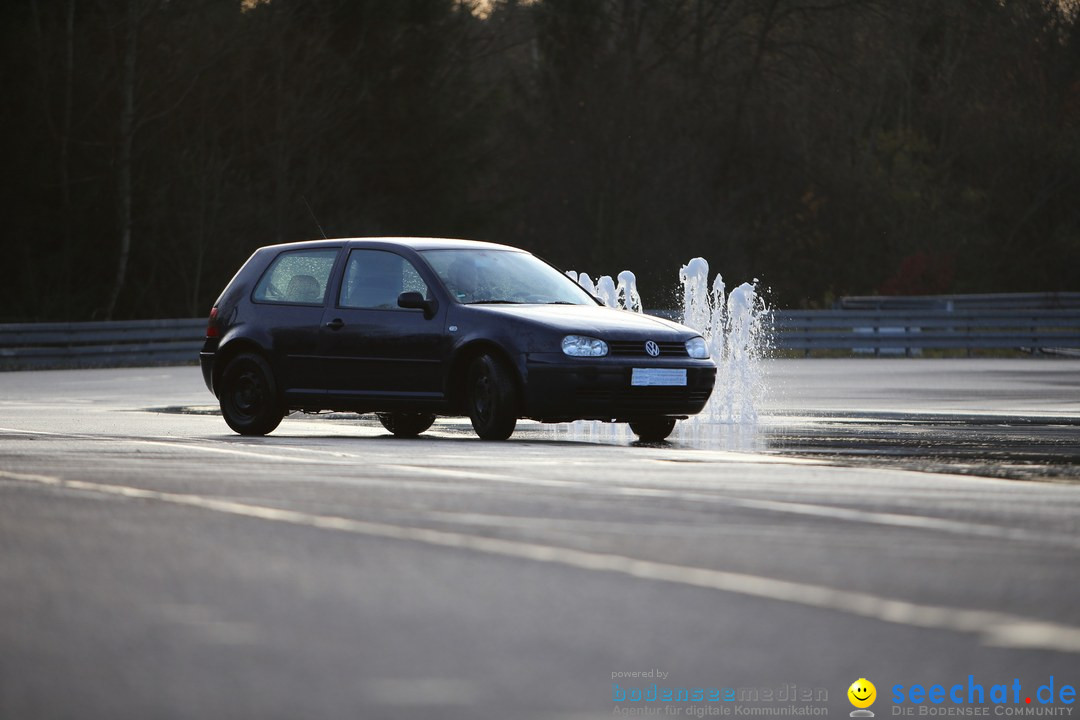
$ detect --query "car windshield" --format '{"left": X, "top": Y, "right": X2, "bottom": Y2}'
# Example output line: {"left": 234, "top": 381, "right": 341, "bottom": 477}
{"left": 420, "top": 249, "right": 597, "bottom": 306}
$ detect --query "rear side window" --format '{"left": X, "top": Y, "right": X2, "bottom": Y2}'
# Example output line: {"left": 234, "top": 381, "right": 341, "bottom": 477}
{"left": 339, "top": 249, "right": 430, "bottom": 310}
{"left": 253, "top": 249, "right": 339, "bottom": 305}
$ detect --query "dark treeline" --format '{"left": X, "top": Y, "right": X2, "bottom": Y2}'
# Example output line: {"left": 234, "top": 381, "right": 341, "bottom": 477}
{"left": 3, "top": 0, "right": 1079, "bottom": 320}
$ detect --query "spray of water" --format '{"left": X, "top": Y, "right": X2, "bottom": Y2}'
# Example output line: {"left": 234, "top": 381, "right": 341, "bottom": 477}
{"left": 677, "top": 258, "right": 766, "bottom": 425}
{"left": 576, "top": 272, "right": 596, "bottom": 297}
{"left": 616, "top": 271, "right": 643, "bottom": 313}
{"left": 595, "top": 276, "right": 618, "bottom": 308}
{"left": 554, "top": 259, "right": 769, "bottom": 446}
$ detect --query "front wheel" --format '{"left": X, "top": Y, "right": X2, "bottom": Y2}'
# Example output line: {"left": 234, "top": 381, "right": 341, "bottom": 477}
{"left": 219, "top": 353, "right": 284, "bottom": 436}
{"left": 377, "top": 412, "right": 436, "bottom": 437}
{"left": 629, "top": 417, "right": 677, "bottom": 442}
{"left": 466, "top": 354, "right": 519, "bottom": 440}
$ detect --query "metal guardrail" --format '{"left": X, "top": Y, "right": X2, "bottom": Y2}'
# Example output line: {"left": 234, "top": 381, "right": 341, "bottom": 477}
{"left": 836, "top": 291, "right": 1080, "bottom": 311}
{"left": 772, "top": 308, "right": 1080, "bottom": 356}
{"left": 1, "top": 302, "right": 1078, "bottom": 369}
{"left": 0, "top": 318, "right": 205, "bottom": 370}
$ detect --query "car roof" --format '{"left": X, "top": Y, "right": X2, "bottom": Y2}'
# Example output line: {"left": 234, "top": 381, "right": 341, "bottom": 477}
{"left": 255, "top": 237, "right": 527, "bottom": 254}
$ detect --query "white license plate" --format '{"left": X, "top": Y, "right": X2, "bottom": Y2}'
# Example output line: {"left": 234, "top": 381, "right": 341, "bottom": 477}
{"left": 631, "top": 368, "right": 687, "bottom": 387}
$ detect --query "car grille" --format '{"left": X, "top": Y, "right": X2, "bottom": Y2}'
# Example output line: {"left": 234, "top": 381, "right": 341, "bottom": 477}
{"left": 608, "top": 340, "right": 688, "bottom": 357}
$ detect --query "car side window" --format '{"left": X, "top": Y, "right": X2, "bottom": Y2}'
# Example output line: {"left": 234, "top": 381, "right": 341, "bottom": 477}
{"left": 253, "top": 249, "right": 338, "bottom": 305}
{"left": 339, "top": 249, "right": 430, "bottom": 310}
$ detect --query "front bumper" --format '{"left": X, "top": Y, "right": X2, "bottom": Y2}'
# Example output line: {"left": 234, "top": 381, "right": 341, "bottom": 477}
{"left": 522, "top": 353, "right": 716, "bottom": 422}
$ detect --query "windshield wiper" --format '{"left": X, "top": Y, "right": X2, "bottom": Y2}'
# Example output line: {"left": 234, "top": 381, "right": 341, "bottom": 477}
{"left": 464, "top": 300, "right": 523, "bottom": 305}
{"left": 544, "top": 301, "right": 579, "bottom": 305}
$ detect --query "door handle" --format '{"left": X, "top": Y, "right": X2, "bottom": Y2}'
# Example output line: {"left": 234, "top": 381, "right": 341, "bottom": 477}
{"left": 325, "top": 318, "right": 344, "bottom": 330}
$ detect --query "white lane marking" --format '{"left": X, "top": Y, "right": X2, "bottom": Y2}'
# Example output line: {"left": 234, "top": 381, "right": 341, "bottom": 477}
{"left": 3, "top": 469, "right": 1080, "bottom": 654}
{"left": 370, "top": 469, "right": 1080, "bottom": 551}
{"left": 2, "top": 426, "right": 1078, "bottom": 549}
{"left": 0, "top": 426, "right": 573, "bottom": 483}
{"left": 133, "top": 439, "right": 328, "bottom": 464}
{"left": 606, "top": 486, "right": 1080, "bottom": 551}
{"left": 0, "top": 426, "right": 344, "bottom": 465}
{"left": 0, "top": 426, "right": 83, "bottom": 436}
{"left": 419, "top": 510, "right": 757, "bottom": 536}
{"left": 384, "top": 463, "right": 581, "bottom": 486}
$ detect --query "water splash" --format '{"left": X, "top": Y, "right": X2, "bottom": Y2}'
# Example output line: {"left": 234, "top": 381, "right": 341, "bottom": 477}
{"left": 677, "top": 258, "right": 766, "bottom": 426}
{"left": 711, "top": 274, "right": 726, "bottom": 360}
{"left": 679, "top": 258, "right": 713, "bottom": 336}
{"left": 719, "top": 282, "right": 761, "bottom": 423}
{"left": 555, "top": 258, "right": 769, "bottom": 446}
{"left": 616, "top": 271, "right": 642, "bottom": 313}
{"left": 568, "top": 269, "right": 641, "bottom": 312}
{"left": 595, "top": 275, "right": 618, "bottom": 308}
{"left": 576, "top": 272, "right": 597, "bottom": 296}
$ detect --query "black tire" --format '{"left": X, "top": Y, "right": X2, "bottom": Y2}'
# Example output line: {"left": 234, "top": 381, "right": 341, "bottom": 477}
{"left": 218, "top": 353, "right": 284, "bottom": 436}
{"left": 629, "top": 417, "right": 677, "bottom": 442}
{"left": 466, "top": 353, "right": 519, "bottom": 440}
{"left": 376, "top": 412, "right": 436, "bottom": 437}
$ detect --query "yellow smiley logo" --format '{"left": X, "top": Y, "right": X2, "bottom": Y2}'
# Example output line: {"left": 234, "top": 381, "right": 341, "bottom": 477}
{"left": 848, "top": 678, "right": 877, "bottom": 709}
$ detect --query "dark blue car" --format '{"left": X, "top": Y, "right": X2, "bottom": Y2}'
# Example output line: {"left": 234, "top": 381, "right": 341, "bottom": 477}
{"left": 201, "top": 238, "right": 716, "bottom": 441}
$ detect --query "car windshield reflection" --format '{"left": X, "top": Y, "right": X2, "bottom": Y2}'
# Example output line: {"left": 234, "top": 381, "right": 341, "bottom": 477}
{"left": 421, "top": 249, "right": 596, "bottom": 306}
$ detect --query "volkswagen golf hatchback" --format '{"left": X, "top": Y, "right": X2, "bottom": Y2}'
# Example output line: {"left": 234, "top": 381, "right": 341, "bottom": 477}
{"left": 201, "top": 238, "right": 716, "bottom": 441}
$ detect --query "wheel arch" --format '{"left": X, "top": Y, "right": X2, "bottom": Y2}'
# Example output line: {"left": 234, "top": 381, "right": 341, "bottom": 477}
{"left": 446, "top": 340, "right": 524, "bottom": 414}
{"left": 211, "top": 338, "right": 273, "bottom": 398}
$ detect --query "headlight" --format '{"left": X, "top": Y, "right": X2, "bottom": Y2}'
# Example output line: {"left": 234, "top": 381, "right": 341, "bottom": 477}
{"left": 685, "top": 336, "right": 710, "bottom": 359}
{"left": 562, "top": 335, "right": 608, "bottom": 357}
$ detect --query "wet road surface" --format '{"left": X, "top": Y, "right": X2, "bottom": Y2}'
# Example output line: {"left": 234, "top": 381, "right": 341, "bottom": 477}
{"left": 1, "top": 359, "right": 1078, "bottom": 719}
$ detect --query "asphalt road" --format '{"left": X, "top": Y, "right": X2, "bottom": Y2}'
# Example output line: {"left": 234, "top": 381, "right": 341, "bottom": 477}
{"left": 1, "top": 359, "right": 1079, "bottom": 720}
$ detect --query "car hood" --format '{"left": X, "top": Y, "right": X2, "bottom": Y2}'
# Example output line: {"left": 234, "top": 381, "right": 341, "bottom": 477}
{"left": 466, "top": 303, "right": 697, "bottom": 339}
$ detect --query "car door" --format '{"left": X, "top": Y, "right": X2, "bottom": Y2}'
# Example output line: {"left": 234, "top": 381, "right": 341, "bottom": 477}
{"left": 320, "top": 248, "right": 447, "bottom": 400}
{"left": 249, "top": 246, "right": 341, "bottom": 397}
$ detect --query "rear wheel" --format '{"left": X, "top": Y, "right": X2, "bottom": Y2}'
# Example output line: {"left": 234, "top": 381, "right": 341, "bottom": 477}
{"left": 377, "top": 412, "right": 436, "bottom": 437}
{"left": 466, "top": 353, "right": 518, "bottom": 440}
{"left": 629, "top": 417, "right": 677, "bottom": 442}
{"left": 219, "top": 353, "right": 284, "bottom": 436}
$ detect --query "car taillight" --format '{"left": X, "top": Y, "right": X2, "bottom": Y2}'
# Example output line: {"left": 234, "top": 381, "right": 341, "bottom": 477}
{"left": 206, "top": 306, "right": 220, "bottom": 338}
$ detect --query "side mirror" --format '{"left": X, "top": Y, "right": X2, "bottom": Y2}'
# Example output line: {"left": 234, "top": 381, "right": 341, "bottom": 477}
{"left": 397, "top": 291, "right": 438, "bottom": 319}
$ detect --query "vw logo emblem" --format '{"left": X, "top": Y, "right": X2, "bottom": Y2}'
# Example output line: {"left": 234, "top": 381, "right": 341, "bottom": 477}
{"left": 644, "top": 340, "right": 660, "bottom": 357}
